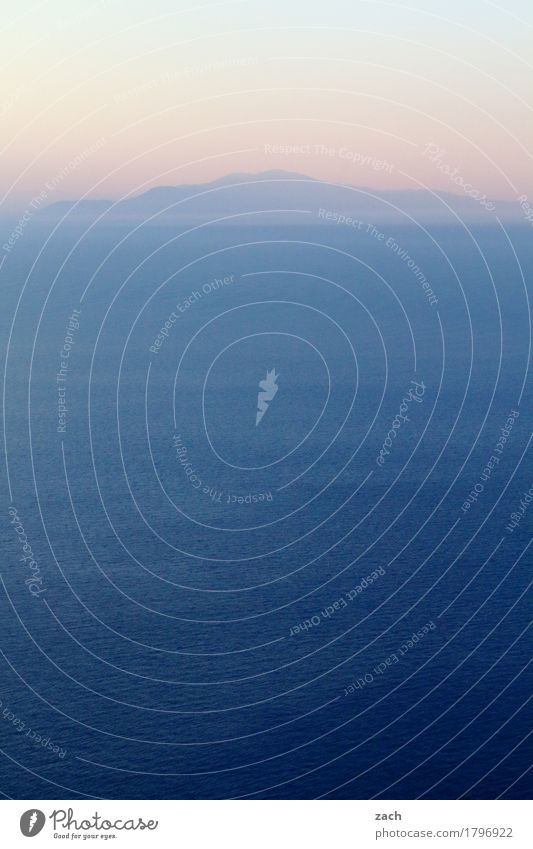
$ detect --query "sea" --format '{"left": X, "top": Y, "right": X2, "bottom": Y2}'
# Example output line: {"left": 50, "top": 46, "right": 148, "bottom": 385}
{"left": 0, "top": 212, "right": 531, "bottom": 799}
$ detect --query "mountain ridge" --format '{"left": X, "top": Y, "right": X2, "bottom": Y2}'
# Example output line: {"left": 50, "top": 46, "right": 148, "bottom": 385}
{"left": 39, "top": 169, "right": 522, "bottom": 223}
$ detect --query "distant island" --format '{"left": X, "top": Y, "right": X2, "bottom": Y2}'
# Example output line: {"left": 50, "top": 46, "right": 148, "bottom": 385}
{"left": 39, "top": 169, "right": 521, "bottom": 224}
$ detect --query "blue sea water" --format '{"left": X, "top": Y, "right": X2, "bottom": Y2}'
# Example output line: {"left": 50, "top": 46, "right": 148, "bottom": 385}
{"left": 0, "top": 215, "right": 531, "bottom": 799}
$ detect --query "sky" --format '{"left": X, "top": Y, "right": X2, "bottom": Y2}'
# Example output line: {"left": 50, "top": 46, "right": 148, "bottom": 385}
{"left": 1, "top": 0, "right": 532, "bottom": 212}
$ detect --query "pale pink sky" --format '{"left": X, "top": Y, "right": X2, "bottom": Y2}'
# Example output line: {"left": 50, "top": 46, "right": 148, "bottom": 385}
{"left": 1, "top": 0, "right": 532, "bottom": 212}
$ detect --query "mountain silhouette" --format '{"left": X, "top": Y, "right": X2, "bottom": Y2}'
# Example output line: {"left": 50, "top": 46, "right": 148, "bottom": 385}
{"left": 40, "top": 169, "right": 519, "bottom": 224}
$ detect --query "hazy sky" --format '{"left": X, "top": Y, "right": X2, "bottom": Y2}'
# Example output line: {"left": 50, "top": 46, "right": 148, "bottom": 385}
{"left": 1, "top": 0, "right": 532, "bottom": 210}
